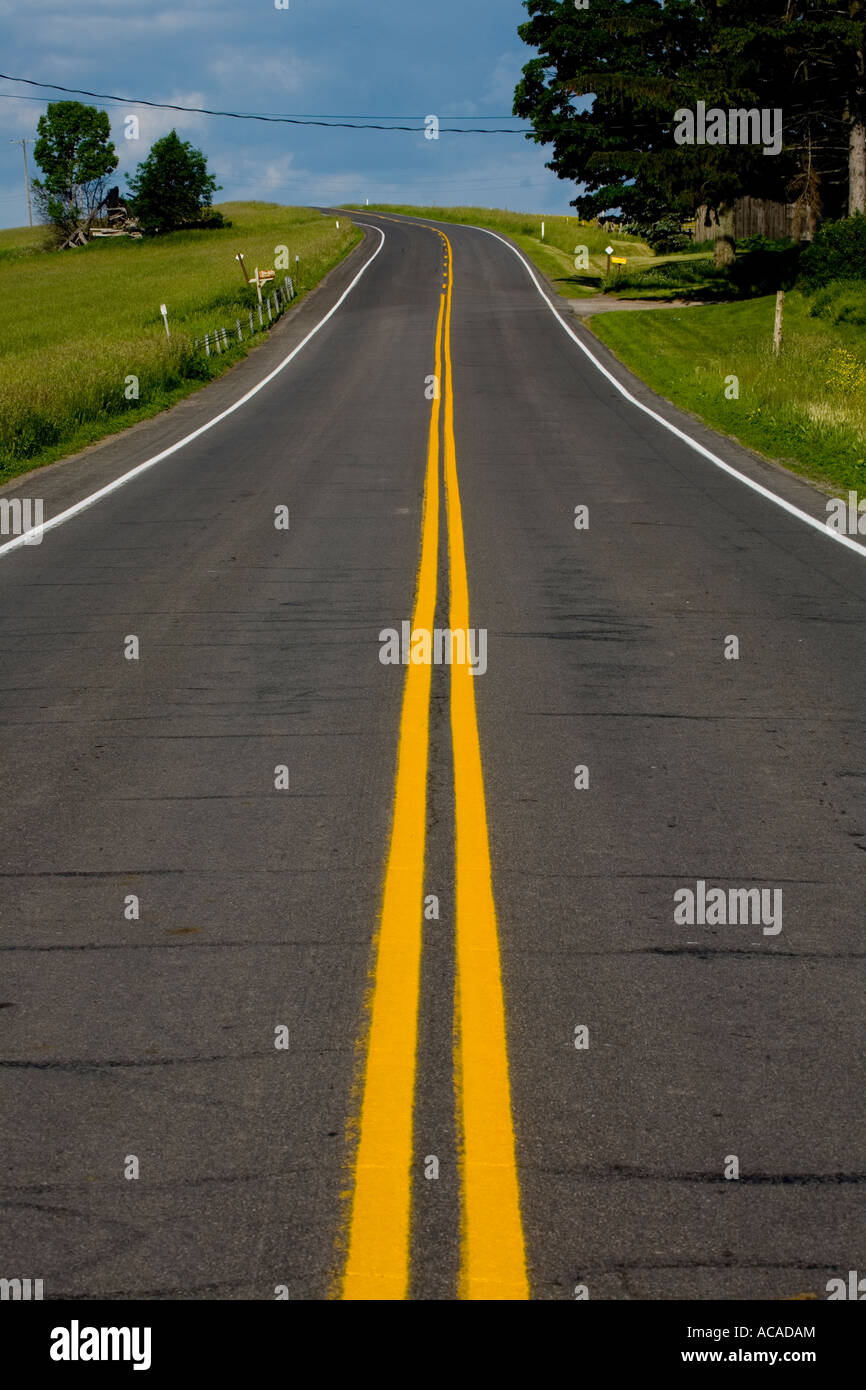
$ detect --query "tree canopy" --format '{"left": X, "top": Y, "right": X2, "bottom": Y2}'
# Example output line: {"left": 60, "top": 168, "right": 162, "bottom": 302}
{"left": 513, "top": 0, "right": 865, "bottom": 237}
{"left": 127, "top": 130, "right": 222, "bottom": 234}
{"left": 32, "top": 101, "right": 118, "bottom": 241}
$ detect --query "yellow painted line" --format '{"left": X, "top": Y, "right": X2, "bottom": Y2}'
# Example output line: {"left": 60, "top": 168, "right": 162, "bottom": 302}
{"left": 440, "top": 232, "right": 529, "bottom": 1300}
{"left": 340, "top": 290, "right": 445, "bottom": 1300}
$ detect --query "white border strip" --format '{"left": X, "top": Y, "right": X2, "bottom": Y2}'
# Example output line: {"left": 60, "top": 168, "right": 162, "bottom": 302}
{"left": 474, "top": 225, "right": 866, "bottom": 561}
{"left": 0, "top": 224, "right": 386, "bottom": 558}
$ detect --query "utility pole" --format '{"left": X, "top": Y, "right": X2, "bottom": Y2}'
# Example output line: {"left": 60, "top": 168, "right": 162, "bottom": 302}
{"left": 9, "top": 138, "right": 34, "bottom": 227}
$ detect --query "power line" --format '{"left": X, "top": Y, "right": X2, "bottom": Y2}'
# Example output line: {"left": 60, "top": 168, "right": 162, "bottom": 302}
{"left": 0, "top": 74, "right": 530, "bottom": 132}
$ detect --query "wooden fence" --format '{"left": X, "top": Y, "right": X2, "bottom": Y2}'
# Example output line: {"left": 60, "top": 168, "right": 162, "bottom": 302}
{"left": 694, "top": 197, "right": 806, "bottom": 242}
{"left": 194, "top": 276, "right": 295, "bottom": 358}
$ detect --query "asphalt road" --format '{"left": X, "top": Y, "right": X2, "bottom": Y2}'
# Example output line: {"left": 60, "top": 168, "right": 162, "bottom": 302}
{"left": 1, "top": 211, "right": 864, "bottom": 1301}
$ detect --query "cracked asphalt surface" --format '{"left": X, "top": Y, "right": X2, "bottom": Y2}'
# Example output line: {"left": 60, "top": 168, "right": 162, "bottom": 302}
{"left": 1, "top": 211, "right": 864, "bottom": 1300}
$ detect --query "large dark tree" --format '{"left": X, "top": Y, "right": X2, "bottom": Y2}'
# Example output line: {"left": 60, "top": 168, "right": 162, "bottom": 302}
{"left": 32, "top": 101, "right": 118, "bottom": 243}
{"left": 127, "top": 130, "right": 221, "bottom": 234}
{"left": 783, "top": 1, "right": 866, "bottom": 217}
{"left": 513, "top": 1, "right": 863, "bottom": 254}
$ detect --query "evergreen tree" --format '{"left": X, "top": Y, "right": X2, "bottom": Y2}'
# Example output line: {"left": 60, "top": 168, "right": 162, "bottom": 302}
{"left": 127, "top": 131, "right": 222, "bottom": 234}
{"left": 513, "top": 0, "right": 862, "bottom": 252}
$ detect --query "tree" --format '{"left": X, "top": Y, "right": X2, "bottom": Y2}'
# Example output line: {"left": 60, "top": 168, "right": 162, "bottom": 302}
{"left": 127, "top": 131, "right": 222, "bottom": 233}
{"left": 32, "top": 101, "right": 118, "bottom": 243}
{"left": 512, "top": 1, "right": 861, "bottom": 259}
{"left": 788, "top": 2, "right": 866, "bottom": 217}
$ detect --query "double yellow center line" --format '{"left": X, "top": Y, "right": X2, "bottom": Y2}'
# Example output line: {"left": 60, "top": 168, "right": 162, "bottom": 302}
{"left": 340, "top": 231, "right": 528, "bottom": 1301}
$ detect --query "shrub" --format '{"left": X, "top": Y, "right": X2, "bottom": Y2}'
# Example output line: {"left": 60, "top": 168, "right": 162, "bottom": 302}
{"left": 605, "top": 257, "right": 722, "bottom": 296}
{"left": 728, "top": 236, "right": 801, "bottom": 295}
{"left": 807, "top": 278, "right": 866, "bottom": 326}
{"left": 645, "top": 216, "right": 692, "bottom": 255}
{"left": 800, "top": 214, "right": 866, "bottom": 288}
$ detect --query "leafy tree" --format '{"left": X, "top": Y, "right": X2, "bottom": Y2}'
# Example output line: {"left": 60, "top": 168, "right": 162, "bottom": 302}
{"left": 32, "top": 101, "right": 118, "bottom": 243}
{"left": 513, "top": 1, "right": 861, "bottom": 259}
{"left": 801, "top": 212, "right": 866, "bottom": 285}
{"left": 127, "top": 131, "right": 222, "bottom": 233}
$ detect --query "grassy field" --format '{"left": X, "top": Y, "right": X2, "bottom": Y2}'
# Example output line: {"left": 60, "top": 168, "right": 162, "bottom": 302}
{"left": 603, "top": 252, "right": 726, "bottom": 300}
{"left": 0, "top": 203, "right": 360, "bottom": 482}
{"left": 590, "top": 290, "right": 866, "bottom": 492}
{"left": 347, "top": 203, "right": 652, "bottom": 297}
{"left": 0, "top": 224, "right": 51, "bottom": 259}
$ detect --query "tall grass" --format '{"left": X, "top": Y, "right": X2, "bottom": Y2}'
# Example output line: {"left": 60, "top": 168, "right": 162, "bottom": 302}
{"left": 0, "top": 203, "right": 360, "bottom": 479}
{"left": 592, "top": 291, "right": 866, "bottom": 490}
{"left": 808, "top": 279, "right": 866, "bottom": 327}
{"left": 605, "top": 255, "right": 724, "bottom": 298}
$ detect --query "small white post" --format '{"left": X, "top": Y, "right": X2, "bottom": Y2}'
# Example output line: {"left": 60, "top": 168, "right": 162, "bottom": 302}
{"left": 204, "top": 332, "right": 210, "bottom": 357}
{"left": 773, "top": 290, "right": 785, "bottom": 356}
{"left": 236, "top": 318, "right": 242, "bottom": 341}
{"left": 160, "top": 303, "right": 170, "bottom": 339}
{"left": 336, "top": 219, "right": 340, "bottom": 229}
{"left": 541, "top": 220, "right": 545, "bottom": 239}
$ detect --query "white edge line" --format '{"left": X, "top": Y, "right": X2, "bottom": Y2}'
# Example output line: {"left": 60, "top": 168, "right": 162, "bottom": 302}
{"left": 472, "top": 225, "right": 866, "bottom": 562}
{"left": 0, "top": 224, "right": 386, "bottom": 559}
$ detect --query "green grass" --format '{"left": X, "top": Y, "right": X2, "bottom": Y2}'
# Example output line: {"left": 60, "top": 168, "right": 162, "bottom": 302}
{"left": 604, "top": 253, "right": 725, "bottom": 299}
{"left": 807, "top": 278, "right": 866, "bottom": 327}
{"left": 0, "top": 203, "right": 361, "bottom": 482}
{"left": 346, "top": 203, "right": 652, "bottom": 297}
{"left": 590, "top": 291, "right": 866, "bottom": 491}
{"left": 0, "top": 223, "right": 51, "bottom": 261}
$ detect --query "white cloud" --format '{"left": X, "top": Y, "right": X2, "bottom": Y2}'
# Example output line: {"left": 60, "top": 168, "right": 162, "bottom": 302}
{"left": 0, "top": 95, "right": 46, "bottom": 134}
{"left": 207, "top": 51, "right": 321, "bottom": 100}
{"left": 482, "top": 53, "right": 521, "bottom": 110}
{"left": 109, "top": 91, "right": 210, "bottom": 155}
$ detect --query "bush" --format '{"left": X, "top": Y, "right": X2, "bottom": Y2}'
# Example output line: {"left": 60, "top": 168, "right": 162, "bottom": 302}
{"left": 807, "top": 278, "right": 866, "bottom": 326}
{"left": 645, "top": 216, "right": 692, "bottom": 255}
{"left": 728, "top": 236, "right": 801, "bottom": 295}
{"left": 800, "top": 214, "right": 866, "bottom": 288}
{"left": 607, "top": 258, "right": 720, "bottom": 295}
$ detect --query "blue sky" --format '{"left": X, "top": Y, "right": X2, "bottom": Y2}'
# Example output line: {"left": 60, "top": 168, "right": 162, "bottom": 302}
{"left": 0, "top": 0, "right": 578, "bottom": 229}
